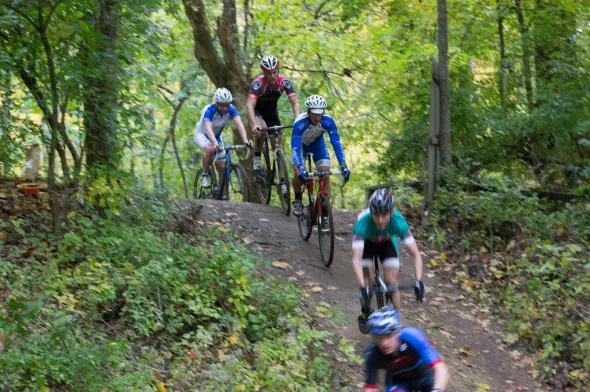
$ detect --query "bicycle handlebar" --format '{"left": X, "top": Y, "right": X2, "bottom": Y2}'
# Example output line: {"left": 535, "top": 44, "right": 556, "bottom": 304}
{"left": 261, "top": 125, "right": 293, "bottom": 137}
{"left": 217, "top": 144, "right": 251, "bottom": 160}
{"left": 311, "top": 171, "right": 340, "bottom": 177}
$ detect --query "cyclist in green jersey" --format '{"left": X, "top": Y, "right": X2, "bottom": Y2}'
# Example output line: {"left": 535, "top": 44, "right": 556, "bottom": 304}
{"left": 353, "top": 188, "right": 425, "bottom": 332}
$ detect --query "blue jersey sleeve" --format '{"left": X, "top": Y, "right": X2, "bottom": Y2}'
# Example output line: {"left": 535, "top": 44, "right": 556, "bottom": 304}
{"left": 324, "top": 116, "right": 346, "bottom": 165}
{"left": 203, "top": 104, "right": 217, "bottom": 122}
{"left": 399, "top": 327, "right": 442, "bottom": 368}
{"left": 291, "top": 118, "right": 307, "bottom": 169}
{"left": 228, "top": 105, "right": 239, "bottom": 119}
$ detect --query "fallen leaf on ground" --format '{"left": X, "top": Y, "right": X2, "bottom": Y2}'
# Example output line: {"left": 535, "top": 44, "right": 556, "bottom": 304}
{"left": 503, "top": 333, "right": 519, "bottom": 345}
{"left": 457, "top": 345, "right": 473, "bottom": 357}
{"left": 328, "top": 286, "right": 338, "bottom": 290}
{"left": 295, "top": 270, "right": 306, "bottom": 276}
{"left": 311, "top": 286, "right": 323, "bottom": 292}
{"left": 288, "top": 276, "right": 298, "bottom": 282}
{"left": 509, "top": 349, "right": 521, "bottom": 360}
{"left": 271, "top": 261, "right": 290, "bottom": 269}
{"left": 259, "top": 218, "right": 270, "bottom": 222}
{"left": 477, "top": 384, "right": 491, "bottom": 391}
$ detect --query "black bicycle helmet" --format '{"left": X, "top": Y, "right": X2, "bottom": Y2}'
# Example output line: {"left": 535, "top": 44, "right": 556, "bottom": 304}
{"left": 368, "top": 188, "right": 394, "bottom": 214}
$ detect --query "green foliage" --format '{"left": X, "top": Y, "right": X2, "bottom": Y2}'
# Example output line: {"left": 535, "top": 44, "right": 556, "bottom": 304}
{"left": 501, "top": 243, "right": 589, "bottom": 386}
{"left": 428, "top": 174, "right": 589, "bottom": 386}
{"left": 0, "top": 192, "right": 348, "bottom": 390}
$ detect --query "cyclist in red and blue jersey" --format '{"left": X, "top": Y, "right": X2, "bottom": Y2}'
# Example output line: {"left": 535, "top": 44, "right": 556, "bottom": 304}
{"left": 364, "top": 307, "right": 449, "bottom": 392}
{"left": 291, "top": 94, "right": 350, "bottom": 216}
{"left": 247, "top": 55, "right": 301, "bottom": 171}
{"left": 194, "top": 88, "right": 251, "bottom": 188}
{"left": 353, "top": 188, "right": 425, "bottom": 332}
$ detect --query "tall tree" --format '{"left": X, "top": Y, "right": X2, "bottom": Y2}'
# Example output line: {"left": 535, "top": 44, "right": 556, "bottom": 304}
{"left": 83, "top": 0, "right": 121, "bottom": 173}
{"left": 437, "top": 0, "right": 452, "bottom": 167}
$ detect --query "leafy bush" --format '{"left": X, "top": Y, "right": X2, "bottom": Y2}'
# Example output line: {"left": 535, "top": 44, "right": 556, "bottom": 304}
{"left": 0, "top": 193, "right": 349, "bottom": 391}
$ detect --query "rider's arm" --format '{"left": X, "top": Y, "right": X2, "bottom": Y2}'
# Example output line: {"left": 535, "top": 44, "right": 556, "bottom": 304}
{"left": 401, "top": 327, "right": 448, "bottom": 389}
{"left": 291, "top": 119, "right": 305, "bottom": 169}
{"left": 203, "top": 121, "right": 218, "bottom": 147}
{"left": 352, "top": 242, "right": 365, "bottom": 287}
{"left": 288, "top": 94, "right": 301, "bottom": 117}
{"left": 363, "top": 344, "right": 381, "bottom": 392}
{"left": 352, "top": 212, "right": 369, "bottom": 287}
{"left": 324, "top": 116, "right": 346, "bottom": 166}
{"left": 393, "top": 210, "right": 423, "bottom": 281}
{"left": 246, "top": 96, "right": 257, "bottom": 129}
{"left": 233, "top": 116, "right": 249, "bottom": 144}
{"left": 432, "top": 362, "right": 450, "bottom": 390}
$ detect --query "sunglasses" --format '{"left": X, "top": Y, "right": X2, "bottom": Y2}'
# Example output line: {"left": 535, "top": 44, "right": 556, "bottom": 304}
{"left": 217, "top": 103, "right": 230, "bottom": 108}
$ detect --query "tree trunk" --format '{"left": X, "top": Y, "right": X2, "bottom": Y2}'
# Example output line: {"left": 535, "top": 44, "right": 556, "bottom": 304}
{"left": 84, "top": 0, "right": 121, "bottom": 173}
{"left": 183, "top": 0, "right": 259, "bottom": 201}
{"left": 169, "top": 98, "right": 189, "bottom": 198}
{"left": 159, "top": 135, "right": 170, "bottom": 189}
{"left": 437, "top": 0, "right": 452, "bottom": 167}
{"left": 497, "top": 0, "right": 506, "bottom": 106}
{"left": 514, "top": 0, "right": 534, "bottom": 112}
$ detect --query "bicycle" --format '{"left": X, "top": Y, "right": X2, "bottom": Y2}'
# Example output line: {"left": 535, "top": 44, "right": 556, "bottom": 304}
{"left": 253, "top": 125, "right": 292, "bottom": 215}
{"left": 193, "top": 144, "right": 251, "bottom": 202}
{"left": 358, "top": 255, "right": 417, "bottom": 334}
{"left": 296, "top": 152, "right": 344, "bottom": 267}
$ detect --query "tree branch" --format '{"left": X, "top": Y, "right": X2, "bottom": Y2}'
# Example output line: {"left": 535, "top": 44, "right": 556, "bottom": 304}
{"left": 46, "top": 0, "right": 64, "bottom": 24}
{"left": 182, "top": 0, "right": 227, "bottom": 86}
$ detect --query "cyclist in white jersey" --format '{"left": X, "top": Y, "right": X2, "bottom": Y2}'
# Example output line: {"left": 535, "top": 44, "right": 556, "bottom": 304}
{"left": 194, "top": 88, "right": 252, "bottom": 187}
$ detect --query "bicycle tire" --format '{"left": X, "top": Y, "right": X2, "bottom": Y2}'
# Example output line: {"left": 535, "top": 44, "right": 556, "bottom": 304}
{"left": 318, "top": 197, "right": 335, "bottom": 267}
{"left": 227, "top": 164, "right": 251, "bottom": 202}
{"left": 193, "top": 167, "right": 217, "bottom": 199}
{"left": 275, "top": 150, "right": 291, "bottom": 216}
{"left": 297, "top": 187, "right": 313, "bottom": 241}
{"left": 255, "top": 140, "right": 272, "bottom": 204}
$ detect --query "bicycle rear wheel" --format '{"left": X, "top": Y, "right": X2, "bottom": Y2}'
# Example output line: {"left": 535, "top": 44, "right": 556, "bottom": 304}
{"left": 254, "top": 141, "right": 272, "bottom": 204}
{"left": 225, "top": 163, "right": 251, "bottom": 202}
{"left": 318, "top": 197, "right": 335, "bottom": 267}
{"left": 275, "top": 150, "right": 291, "bottom": 216}
{"left": 297, "top": 188, "right": 313, "bottom": 241}
{"left": 193, "top": 168, "right": 217, "bottom": 199}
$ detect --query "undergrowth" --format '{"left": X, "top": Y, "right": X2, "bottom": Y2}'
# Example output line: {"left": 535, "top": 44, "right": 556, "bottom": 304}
{"left": 0, "top": 188, "right": 358, "bottom": 391}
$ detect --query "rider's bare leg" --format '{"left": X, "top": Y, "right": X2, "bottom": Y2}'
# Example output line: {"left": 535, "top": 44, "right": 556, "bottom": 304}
{"left": 317, "top": 165, "right": 331, "bottom": 196}
{"left": 253, "top": 117, "right": 267, "bottom": 155}
{"left": 203, "top": 144, "right": 217, "bottom": 173}
{"left": 384, "top": 265, "right": 401, "bottom": 309}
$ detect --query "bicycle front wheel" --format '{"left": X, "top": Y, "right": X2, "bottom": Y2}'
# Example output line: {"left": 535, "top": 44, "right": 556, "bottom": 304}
{"left": 297, "top": 190, "right": 313, "bottom": 241}
{"left": 255, "top": 141, "right": 272, "bottom": 204}
{"left": 193, "top": 167, "right": 217, "bottom": 199}
{"left": 275, "top": 150, "right": 291, "bottom": 216}
{"left": 226, "top": 164, "right": 251, "bottom": 202}
{"left": 318, "top": 197, "right": 335, "bottom": 267}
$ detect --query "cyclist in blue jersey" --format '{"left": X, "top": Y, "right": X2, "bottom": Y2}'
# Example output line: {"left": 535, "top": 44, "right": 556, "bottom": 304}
{"left": 193, "top": 88, "right": 252, "bottom": 188}
{"left": 291, "top": 94, "right": 350, "bottom": 216}
{"left": 353, "top": 188, "right": 425, "bottom": 332}
{"left": 364, "top": 307, "right": 449, "bottom": 392}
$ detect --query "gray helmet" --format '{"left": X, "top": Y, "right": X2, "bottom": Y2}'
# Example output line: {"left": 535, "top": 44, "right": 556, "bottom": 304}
{"left": 368, "top": 188, "right": 394, "bottom": 214}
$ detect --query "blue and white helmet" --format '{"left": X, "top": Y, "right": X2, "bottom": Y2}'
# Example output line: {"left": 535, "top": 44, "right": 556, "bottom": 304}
{"left": 367, "top": 306, "right": 402, "bottom": 335}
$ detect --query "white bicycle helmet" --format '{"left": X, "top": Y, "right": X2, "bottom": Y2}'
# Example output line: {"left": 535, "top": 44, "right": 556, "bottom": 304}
{"left": 367, "top": 306, "right": 403, "bottom": 336}
{"left": 214, "top": 88, "right": 233, "bottom": 104}
{"left": 304, "top": 94, "right": 327, "bottom": 114}
{"left": 260, "top": 55, "right": 280, "bottom": 72}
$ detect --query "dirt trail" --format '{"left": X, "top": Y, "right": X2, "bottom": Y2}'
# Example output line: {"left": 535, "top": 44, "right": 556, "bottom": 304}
{"left": 188, "top": 200, "right": 542, "bottom": 392}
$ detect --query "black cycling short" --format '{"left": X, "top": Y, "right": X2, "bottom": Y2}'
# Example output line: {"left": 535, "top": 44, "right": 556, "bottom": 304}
{"left": 361, "top": 240, "right": 398, "bottom": 263}
{"left": 255, "top": 110, "right": 281, "bottom": 127}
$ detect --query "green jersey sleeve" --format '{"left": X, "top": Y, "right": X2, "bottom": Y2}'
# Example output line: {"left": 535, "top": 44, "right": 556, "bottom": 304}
{"left": 391, "top": 209, "right": 415, "bottom": 245}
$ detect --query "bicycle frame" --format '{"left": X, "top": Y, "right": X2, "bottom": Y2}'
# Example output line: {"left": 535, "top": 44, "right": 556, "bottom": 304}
{"left": 214, "top": 145, "right": 248, "bottom": 199}
{"left": 304, "top": 153, "right": 339, "bottom": 224}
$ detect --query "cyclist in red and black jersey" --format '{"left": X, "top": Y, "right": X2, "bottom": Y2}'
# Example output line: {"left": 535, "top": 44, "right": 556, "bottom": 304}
{"left": 247, "top": 55, "right": 301, "bottom": 170}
